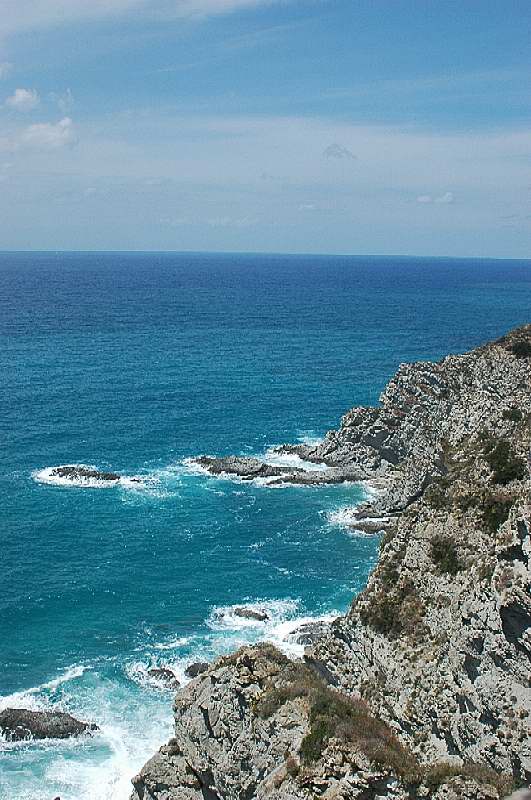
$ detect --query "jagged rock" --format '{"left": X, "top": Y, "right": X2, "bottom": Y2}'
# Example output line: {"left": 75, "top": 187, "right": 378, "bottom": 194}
{"left": 233, "top": 607, "right": 269, "bottom": 622}
{"left": 50, "top": 465, "right": 121, "bottom": 482}
{"left": 193, "top": 455, "right": 363, "bottom": 486}
{"left": 184, "top": 662, "right": 210, "bottom": 679}
{"left": 147, "top": 667, "right": 181, "bottom": 689}
{"left": 288, "top": 621, "right": 330, "bottom": 645}
{"left": 131, "top": 325, "right": 531, "bottom": 800}
{"left": 195, "top": 455, "right": 300, "bottom": 480}
{"left": 0, "top": 708, "right": 99, "bottom": 741}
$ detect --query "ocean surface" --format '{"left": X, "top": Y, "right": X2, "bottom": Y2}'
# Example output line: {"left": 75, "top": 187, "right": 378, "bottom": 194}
{"left": 1, "top": 251, "right": 530, "bottom": 799}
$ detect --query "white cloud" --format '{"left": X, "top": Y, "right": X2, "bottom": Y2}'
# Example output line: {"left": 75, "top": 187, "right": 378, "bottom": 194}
{"left": 0, "top": 0, "right": 287, "bottom": 37}
{"left": 6, "top": 87, "right": 40, "bottom": 111}
{"left": 435, "top": 191, "right": 454, "bottom": 204}
{"left": 21, "top": 116, "right": 76, "bottom": 149}
{"left": 417, "top": 191, "right": 454, "bottom": 205}
{"left": 323, "top": 142, "right": 356, "bottom": 160}
{"left": 0, "top": 62, "right": 12, "bottom": 79}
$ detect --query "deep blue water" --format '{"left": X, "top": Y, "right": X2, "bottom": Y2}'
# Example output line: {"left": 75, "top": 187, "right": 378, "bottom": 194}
{"left": 1, "top": 251, "right": 530, "bottom": 799}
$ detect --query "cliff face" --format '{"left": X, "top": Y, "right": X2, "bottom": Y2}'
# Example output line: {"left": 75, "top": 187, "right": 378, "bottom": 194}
{"left": 131, "top": 326, "right": 531, "bottom": 800}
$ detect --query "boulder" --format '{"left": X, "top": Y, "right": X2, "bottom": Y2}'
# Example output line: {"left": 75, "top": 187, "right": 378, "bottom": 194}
{"left": 0, "top": 708, "right": 98, "bottom": 741}
{"left": 233, "top": 607, "right": 269, "bottom": 622}
{"left": 184, "top": 662, "right": 210, "bottom": 679}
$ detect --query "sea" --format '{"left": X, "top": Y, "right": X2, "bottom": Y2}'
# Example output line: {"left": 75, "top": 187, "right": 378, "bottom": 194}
{"left": 1, "top": 251, "right": 530, "bottom": 800}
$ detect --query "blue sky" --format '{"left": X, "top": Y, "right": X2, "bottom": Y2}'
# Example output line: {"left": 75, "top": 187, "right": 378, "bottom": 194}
{"left": 0, "top": 0, "right": 530, "bottom": 256}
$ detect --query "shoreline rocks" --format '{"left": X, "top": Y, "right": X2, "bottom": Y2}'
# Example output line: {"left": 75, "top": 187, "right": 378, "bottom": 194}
{"left": 0, "top": 708, "right": 99, "bottom": 741}
{"left": 130, "top": 324, "right": 531, "bottom": 800}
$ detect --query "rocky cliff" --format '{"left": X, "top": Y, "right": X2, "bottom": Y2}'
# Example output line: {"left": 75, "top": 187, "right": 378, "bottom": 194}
{"left": 131, "top": 326, "right": 531, "bottom": 800}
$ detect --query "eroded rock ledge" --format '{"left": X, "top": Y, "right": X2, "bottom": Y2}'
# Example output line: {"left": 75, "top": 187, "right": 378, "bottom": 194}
{"left": 131, "top": 325, "right": 531, "bottom": 800}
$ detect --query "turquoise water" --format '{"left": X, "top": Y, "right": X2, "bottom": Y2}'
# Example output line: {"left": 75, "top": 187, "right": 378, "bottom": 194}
{"left": 1, "top": 252, "right": 530, "bottom": 799}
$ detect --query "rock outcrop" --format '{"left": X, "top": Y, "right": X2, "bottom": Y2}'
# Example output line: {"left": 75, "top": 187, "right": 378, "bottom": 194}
{"left": 147, "top": 667, "right": 181, "bottom": 690}
{"left": 0, "top": 708, "right": 99, "bottom": 741}
{"left": 49, "top": 465, "right": 122, "bottom": 483}
{"left": 192, "top": 455, "right": 361, "bottom": 486}
{"left": 131, "top": 325, "right": 531, "bottom": 800}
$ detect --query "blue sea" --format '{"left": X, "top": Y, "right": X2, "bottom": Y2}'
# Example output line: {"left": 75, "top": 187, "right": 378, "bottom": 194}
{"left": 1, "top": 251, "right": 530, "bottom": 799}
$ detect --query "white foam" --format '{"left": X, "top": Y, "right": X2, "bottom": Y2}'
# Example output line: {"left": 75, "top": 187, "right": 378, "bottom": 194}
{"left": 181, "top": 457, "right": 213, "bottom": 476}
{"left": 208, "top": 599, "right": 298, "bottom": 631}
{"left": 263, "top": 447, "right": 328, "bottom": 472}
{"left": 0, "top": 665, "right": 87, "bottom": 713}
{"left": 152, "top": 636, "right": 191, "bottom": 651}
{"left": 327, "top": 506, "right": 361, "bottom": 528}
{"left": 0, "top": 664, "right": 173, "bottom": 800}
{"left": 296, "top": 430, "right": 324, "bottom": 446}
{"left": 206, "top": 599, "right": 337, "bottom": 658}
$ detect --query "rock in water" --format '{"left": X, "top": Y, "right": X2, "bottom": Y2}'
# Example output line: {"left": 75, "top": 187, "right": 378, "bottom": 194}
{"left": 0, "top": 708, "right": 99, "bottom": 741}
{"left": 51, "top": 465, "right": 121, "bottom": 482}
{"left": 184, "top": 662, "right": 210, "bottom": 679}
{"left": 147, "top": 667, "right": 180, "bottom": 689}
{"left": 233, "top": 607, "right": 269, "bottom": 622}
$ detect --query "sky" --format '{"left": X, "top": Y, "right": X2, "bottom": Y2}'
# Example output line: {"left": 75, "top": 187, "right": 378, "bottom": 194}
{"left": 0, "top": 0, "right": 530, "bottom": 256}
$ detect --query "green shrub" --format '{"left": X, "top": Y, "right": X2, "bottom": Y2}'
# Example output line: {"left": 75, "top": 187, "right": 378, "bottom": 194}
{"left": 502, "top": 407, "right": 523, "bottom": 422}
{"left": 359, "top": 579, "right": 424, "bottom": 639}
{"left": 483, "top": 497, "right": 512, "bottom": 533}
{"left": 423, "top": 762, "right": 513, "bottom": 796}
{"left": 430, "top": 536, "right": 462, "bottom": 575}
{"left": 455, "top": 492, "right": 480, "bottom": 511}
{"left": 425, "top": 480, "right": 450, "bottom": 510}
{"left": 254, "top": 663, "right": 320, "bottom": 718}
{"left": 300, "top": 687, "right": 419, "bottom": 780}
{"left": 510, "top": 340, "right": 531, "bottom": 358}
{"left": 484, "top": 438, "right": 526, "bottom": 485}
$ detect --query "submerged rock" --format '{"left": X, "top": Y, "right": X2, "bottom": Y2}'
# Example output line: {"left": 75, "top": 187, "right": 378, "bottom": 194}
{"left": 184, "top": 662, "right": 210, "bottom": 679}
{"left": 147, "top": 667, "right": 180, "bottom": 689}
{"left": 0, "top": 708, "right": 98, "bottom": 741}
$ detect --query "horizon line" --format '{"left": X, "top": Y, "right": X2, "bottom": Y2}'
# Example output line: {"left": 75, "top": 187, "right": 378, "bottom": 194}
{"left": 0, "top": 249, "right": 530, "bottom": 263}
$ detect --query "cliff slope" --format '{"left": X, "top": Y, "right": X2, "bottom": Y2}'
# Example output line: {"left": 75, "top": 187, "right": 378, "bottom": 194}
{"left": 132, "top": 326, "right": 531, "bottom": 800}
